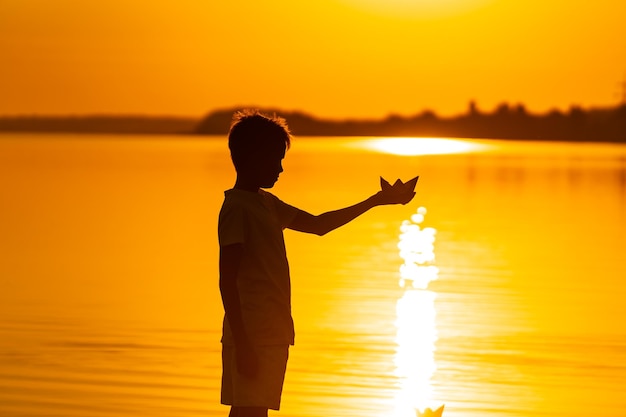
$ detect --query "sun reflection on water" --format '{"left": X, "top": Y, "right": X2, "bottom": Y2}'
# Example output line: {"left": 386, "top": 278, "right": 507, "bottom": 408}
{"left": 392, "top": 206, "right": 441, "bottom": 417}
{"left": 360, "top": 137, "right": 487, "bottom": 156}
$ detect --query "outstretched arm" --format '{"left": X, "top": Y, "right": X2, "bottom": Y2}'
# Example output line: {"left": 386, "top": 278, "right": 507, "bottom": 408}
{"left": 288, "top": 186, "right": 415, "bottom": 236}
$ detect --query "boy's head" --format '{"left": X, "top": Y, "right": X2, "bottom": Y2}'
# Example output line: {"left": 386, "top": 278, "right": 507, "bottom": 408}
{"left": 228, "top": 109, "right": 292, "bottom": 188}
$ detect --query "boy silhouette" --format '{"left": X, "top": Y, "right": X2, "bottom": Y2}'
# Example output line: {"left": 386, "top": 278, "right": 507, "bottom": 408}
{"left": 218, "top": 109, "right": 416, "bottom": 417}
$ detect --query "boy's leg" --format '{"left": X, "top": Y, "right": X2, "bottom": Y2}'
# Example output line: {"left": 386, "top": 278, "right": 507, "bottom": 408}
{"left": 223, "top": 345, "right": 289, "bottom": 411}
{"left": 230, "top": 407, "right": 268, "bottom": 417}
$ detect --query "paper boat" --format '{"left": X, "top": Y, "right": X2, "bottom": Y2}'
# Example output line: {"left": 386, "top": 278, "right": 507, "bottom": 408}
{"left": 416, "top": 405, "right": 444, "bottom": 417}
{"left": 380, "top": 176, "right": 419, "bottom": 193}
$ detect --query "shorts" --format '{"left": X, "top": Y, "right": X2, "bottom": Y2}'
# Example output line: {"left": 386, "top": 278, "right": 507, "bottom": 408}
{"left": 221, "top": 344, "right": 289, "bottom": 410}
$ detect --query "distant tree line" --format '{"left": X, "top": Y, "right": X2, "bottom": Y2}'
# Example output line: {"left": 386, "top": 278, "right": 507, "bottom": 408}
{"left": 1, "top": 103, "right": 625, "bottom": 142}
{"left": 0, "top": 115, "right": 197, "bottom": 135}
{"left": 194, "top": 102, "right": 626, "bottom": 142}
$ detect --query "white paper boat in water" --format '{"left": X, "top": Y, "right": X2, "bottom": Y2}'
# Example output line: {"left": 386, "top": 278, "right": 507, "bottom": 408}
{"left": 416, "top": 405, "right": 444, "bottom": 417}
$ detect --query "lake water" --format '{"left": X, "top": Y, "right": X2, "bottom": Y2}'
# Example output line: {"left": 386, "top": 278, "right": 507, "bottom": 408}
{"left": 1, "top": 134, "right": 625, "bottom": 417}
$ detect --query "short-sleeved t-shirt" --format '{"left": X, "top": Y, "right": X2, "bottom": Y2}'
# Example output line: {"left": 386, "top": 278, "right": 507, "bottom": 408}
{"left": 218, "top": 188, "right": 300, "bottom": 346}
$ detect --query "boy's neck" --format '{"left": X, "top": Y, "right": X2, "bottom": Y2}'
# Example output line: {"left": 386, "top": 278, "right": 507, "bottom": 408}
{"left": 234, "top": 178, "right": 260, "bottom": 193}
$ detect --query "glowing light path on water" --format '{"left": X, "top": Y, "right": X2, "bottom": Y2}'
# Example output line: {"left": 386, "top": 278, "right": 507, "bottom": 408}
{"left": 361, "top": 137, "right": 487, "bottom": 156}
{"left": 392, "top": 206, "right": 441, "bottom": 417}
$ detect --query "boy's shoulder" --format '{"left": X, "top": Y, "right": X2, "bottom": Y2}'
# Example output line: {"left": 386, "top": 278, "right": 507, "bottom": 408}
{"left": 222, "top": 188, "right": 279, "bottom": 203}
{"left": 220, "top": 189, "right": 280, "bottom": 214}
{"left": 220, "top": 188, "right": 298, "bottom": 232}
{"left": 223, "top": 188, "right": 259, "bottom": 202}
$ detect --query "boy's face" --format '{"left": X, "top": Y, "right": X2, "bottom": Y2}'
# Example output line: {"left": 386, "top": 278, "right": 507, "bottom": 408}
{"left": 246, "top": 145, "right": 286, "bottom": 189}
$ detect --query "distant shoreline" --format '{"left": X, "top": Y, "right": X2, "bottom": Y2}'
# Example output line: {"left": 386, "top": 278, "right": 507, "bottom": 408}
{"left": 0, "top": 115, "right": 198, "bottom": 136}
{"left": 1, "top": 103, "right": 625, "bottom": 143}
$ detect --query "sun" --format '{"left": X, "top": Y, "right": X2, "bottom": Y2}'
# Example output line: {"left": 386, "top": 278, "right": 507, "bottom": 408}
{"left": 340, "top": 0, "right": 492, "bottom": 18}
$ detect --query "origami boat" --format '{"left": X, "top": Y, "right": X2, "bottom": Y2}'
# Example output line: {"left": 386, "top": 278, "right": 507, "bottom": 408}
{"left": 380, "top": 176, "right": 419, "bottom": 193}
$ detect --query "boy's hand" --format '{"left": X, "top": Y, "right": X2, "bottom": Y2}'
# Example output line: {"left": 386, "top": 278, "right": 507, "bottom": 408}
{"left": 235, "top": 339, "right": 259, "bottom": 378}
{"left": 374, "top": 176, "right": 418, "bottom": 205}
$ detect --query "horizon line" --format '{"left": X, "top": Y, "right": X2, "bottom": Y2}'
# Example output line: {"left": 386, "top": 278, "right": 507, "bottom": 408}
{"left": 1, "top": 101, "right": 625, "bottom": 122}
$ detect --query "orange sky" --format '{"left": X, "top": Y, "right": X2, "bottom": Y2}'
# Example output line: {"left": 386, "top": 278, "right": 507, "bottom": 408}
{"left": 2, "top": 0, "right": 625, "bottom": 119}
